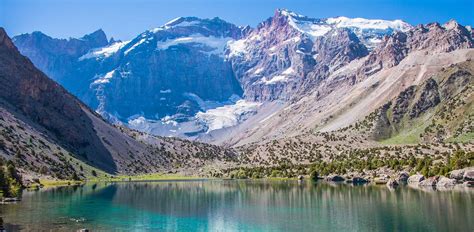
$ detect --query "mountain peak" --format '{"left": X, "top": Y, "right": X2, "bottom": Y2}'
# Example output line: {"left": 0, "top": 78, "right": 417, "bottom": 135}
{"left": 82, "top": 29, "right": 107, "bottom": 41}
{"left": 276, "top": 9, "right": 305, "bottom": 18}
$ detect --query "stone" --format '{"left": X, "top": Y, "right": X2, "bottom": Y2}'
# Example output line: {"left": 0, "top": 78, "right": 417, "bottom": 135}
{"left": 352, "top": 177, "right": 369, "bottom": 184}
{"left": 325, "top": 175, "right": 345, "bottom": 182}
{"left": 436, "top": 177, "right": 456, "bottom": 187}
{"left": 449, "top": 169, "right": 465, "bottom": 180}
{"left": 464, "top": 181, "right": 474, "bottom": 187}
{"left": 386, "top": 179, "right": 399, "bottom": 187}
{"left": 419, "top": 176, "right": 439, "bottom": 186}
{"left": 374, "top": 177, "right": 388, "bottom": 185}
{"left": 397, "top": 172, "right": 409, "bottom": 183}
{"left": 463, "top": 168, "right": 474, "bottom": 181}
{"left": 407, "top": 174, "right": 425, "bottom": 184}
{"left": 297, "top": 175, "right": 304, "bottom": 180}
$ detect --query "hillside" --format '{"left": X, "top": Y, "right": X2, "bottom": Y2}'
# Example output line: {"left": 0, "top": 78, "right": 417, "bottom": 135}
{"left": 0, "top": 28, "right": 237, "bottom": 183}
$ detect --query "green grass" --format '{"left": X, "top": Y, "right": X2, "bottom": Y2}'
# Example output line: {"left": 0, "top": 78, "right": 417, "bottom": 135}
{"left": 446, "top": 132, "right": 474, "bottom": 143}
{"left": 39, "top": 179, "right": 84, "bottom": 187}
{"left": 87, "top": 173, "right": 203, "bottom": 182}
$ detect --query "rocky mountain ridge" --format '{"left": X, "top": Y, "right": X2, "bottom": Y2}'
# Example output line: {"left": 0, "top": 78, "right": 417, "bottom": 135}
{"left": 12, "top": 9, "right": 474, "bottom": 147}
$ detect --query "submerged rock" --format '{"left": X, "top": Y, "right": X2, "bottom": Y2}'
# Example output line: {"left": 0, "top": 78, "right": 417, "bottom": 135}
{"left": 352, "top": 177, "right": 369, "bottom": 184}
{"left": 374, "top": 177, "right": 388, "bottom": 185}
{"left": 408, "top": 174, "right": 425, "bottom": 184}
{"left": 386, "top": 179, "right": 399, "bottom": 187}
{"left": 464, "top": 181, "right": 474, "bottom": 187}
{"left": 325, "top": 175, "right": 345, "bottom": 182}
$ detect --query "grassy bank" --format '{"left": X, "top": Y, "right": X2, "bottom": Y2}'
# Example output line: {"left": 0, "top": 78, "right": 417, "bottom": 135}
{"left": 87, "top": 173, "right": 203, "bottom": 182}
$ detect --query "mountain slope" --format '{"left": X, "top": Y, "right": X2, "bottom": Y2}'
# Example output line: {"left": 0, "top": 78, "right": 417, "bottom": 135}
{"left": 0, "top": 28, "right": 237, "bottom": 181}
{"left": 366, "top": 60, "right": 474, "bottom": 144}
{"left": 218, "top": 20, "right": 474, "bottom": 146}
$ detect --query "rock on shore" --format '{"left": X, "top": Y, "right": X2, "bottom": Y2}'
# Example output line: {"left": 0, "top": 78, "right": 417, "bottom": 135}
{"left": 407, "top": 174, "right": 425, "bottom": 184}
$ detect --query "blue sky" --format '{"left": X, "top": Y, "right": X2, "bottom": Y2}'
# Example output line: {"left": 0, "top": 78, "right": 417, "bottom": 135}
{"left": 1, "top": 0, "right": 473, "bottom": 40}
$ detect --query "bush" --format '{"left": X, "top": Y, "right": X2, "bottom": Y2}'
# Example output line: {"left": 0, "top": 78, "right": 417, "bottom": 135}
{"left": 310, "top": 171, "right": 319, "bottom": 181}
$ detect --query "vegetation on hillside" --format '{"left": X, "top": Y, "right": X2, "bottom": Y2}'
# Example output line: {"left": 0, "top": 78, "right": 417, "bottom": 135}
{"left": 0, "top": 158, "right": 23, "bottom": 198}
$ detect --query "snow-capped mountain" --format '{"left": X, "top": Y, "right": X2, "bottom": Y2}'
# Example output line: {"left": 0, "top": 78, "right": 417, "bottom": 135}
{"left": 13, "top": 9, "right": 472, "bottom": 143}
{"left": 227, "top": 9, "right": 409, "bottom": 101}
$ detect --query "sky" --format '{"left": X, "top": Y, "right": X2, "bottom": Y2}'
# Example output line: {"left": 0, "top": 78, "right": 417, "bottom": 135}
{"left": 1, "top": 0, "right": 473, "bottom": 40}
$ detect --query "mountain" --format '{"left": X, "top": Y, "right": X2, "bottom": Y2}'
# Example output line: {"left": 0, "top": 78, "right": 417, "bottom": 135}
{"left": 14, "top": 17, "right": 247, "bottom": 138}
{"left": 11, "top": 9, "right": 474, "bottom": 148}
{"left": 221, "top": 23, "right": 473, "bottom": 146}
{"left": 227, "top": 9, "right": 410, "bottom": 101}
{"left": 0, "top": 28, "right": 237, "bottom": 182}
{"left": 12, "top": 29, "right": 109, "bottom": 85}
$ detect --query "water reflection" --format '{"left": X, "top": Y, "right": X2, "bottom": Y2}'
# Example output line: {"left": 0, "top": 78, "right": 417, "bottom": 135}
{"left": 1, "top": 180, "right": 473, "bottom": 231}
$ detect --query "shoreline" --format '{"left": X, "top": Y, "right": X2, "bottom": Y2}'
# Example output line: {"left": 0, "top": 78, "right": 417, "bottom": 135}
{"left": 23, "top": 169, "right": 473, "bottom": 192}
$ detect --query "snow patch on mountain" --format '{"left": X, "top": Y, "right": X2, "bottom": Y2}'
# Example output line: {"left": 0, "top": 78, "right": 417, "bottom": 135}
{"left": 196, "top": 100, "right": 261, "bottom": 132}
{"left": 124, "top": 35, "right": 152, "bottom": 55}
{"left": 157, "top": 34, "right": 232, "bottom": 56}
{"left": 263, "top": 75, "right": 289, "bottom": 85}
{"left": 227, "top": 39, "right": 247, "bottom": 57}
{"left": 282, "top": 67, "right": 295, "bottom": 75}
{"left": 79, "top": 40, "right": 130, "bottom": 60}
{"left": 92, "top": 70, "right": 115, "bottom": 85}
{"left": 278, "top": 9, "right": 412, "bottom": 49}
{"left": 326, "top": 16, "right": 412, "bottom": 32}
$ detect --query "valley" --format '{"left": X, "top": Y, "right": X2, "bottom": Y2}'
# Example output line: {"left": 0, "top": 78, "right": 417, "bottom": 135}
{"left": 0, "top": 9, "right": 473, "bottom": 192}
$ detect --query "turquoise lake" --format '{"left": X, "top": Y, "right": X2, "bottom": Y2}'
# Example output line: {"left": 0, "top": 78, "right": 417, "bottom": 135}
{"left": 0, "top": 180, "right": 473, "bottom": 231}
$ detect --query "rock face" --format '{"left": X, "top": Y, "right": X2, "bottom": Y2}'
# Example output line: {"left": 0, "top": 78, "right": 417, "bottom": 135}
{"left": 408, "top": 174, "right": 425, "bottom": 184}
{"left": 13, "top": 30, "right": 109, "bottom": 85}
{"left": 227, "top": 9, "right": 405, "bottom": 102}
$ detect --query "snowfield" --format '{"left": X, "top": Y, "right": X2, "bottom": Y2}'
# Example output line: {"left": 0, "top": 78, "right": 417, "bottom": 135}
{"left": 79, "top": 40, "right": 130, "bottom": 61}
{"left": 156, "top": 34, "right": 233, "bottom": 56}
{"left": 196, "top": 100, "right": 261, "bottom": 132}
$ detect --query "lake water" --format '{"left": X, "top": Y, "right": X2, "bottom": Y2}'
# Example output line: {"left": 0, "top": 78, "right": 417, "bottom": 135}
{"left": 1, "top": 180, "right": 473, "bottom": 231}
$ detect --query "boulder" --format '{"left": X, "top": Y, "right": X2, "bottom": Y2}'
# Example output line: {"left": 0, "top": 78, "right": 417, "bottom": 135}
{"left": 297, "top": 175, "right": 304, "bottom": 180}
{"left": 352, "top": 177, "right": 369, "bottom": 184}
{"left": 463, "top": 168, "right": 474, "bottom": 181}
{"left": 397, "top": 172, "right": 409, "bottom": 183}
{"left": 408, "top": 174, "right": 425, "bottom": 184}
{"left": 436, "top": 177, "right": 456, "bottom": 187}
{"left": 325, "top": 175, "right": 345, "bottom": 182}
{"left": 419, "top": 176, "right": 439, "bottom": 186}
{"left": 464, "top": 181, "right": 474, "bottom": 187}
{"left": 374, "top": 177, "right": 388, "bottom": 185}
{"left": 386, "top": 179, "right": 399, "bottom": 187}
{"left": 449, "top": 169, "right": 465, "bottom": 180}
